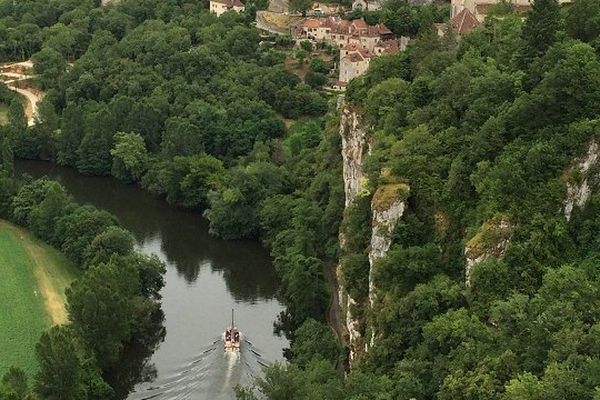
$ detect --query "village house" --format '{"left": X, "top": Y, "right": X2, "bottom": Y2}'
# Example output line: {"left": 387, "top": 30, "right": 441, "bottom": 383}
{"left": 336, "top": 36, "right": 409, "bottom": 88}
{"left": 296, "top": 17, "right": 395, "bottom": 51}
{"left": 295, "top": 17, "right": 408, "bottom": 88}
{"left": 210, "top": 0, "right": 244, "bottom": 16}
{"left": 338, "top": 48, "right": 373, "bottom": 86}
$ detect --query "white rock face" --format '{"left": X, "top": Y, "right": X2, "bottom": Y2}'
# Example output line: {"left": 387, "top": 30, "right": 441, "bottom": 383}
{"left": 337, "top": 101, "right": 371, "bottom": 361}
{"left": 339, "top": 106, "right": 369, "bottom": 207}
{"left": 564, "top": 140, "right": 599, "bottom": 221}
{"left": 368, "top": 198, "right": 405, "bottom": 306}
{"left": 465, "top": 253, "right": 485, "bottom": 287}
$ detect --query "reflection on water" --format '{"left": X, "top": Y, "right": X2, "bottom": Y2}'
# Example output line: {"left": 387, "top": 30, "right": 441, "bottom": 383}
{"left": 15, "top": 160, "right": 288, "bottom": 399}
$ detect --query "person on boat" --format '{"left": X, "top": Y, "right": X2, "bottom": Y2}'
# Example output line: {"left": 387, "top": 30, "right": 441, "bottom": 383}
{"left": 233, "top": 331, "right": 240, "bottom": 343}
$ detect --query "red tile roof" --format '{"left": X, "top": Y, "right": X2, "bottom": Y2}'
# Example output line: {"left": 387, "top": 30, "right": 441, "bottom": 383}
{"left": 451, "top": 8, "right": 480, "bottom": 34}
{"left": 341, "top": 42, "right": 361, "bottom": 51}
{"left": 300, "top": 16, "right": 395, "bottom": 43}
{"left": 352, "top": 19, "right": 368, "bottom": 30}
{"left": 303, "top": 19, "right": 321, "bottom": 28}
{"left": 346, "top": 52, "right": 364, "bottom": 62}
{"left": 375, "top": 39, "right": 400, "bottom": 54}
{"left": 358, "top": 48, "right": 374, "bottom": 58}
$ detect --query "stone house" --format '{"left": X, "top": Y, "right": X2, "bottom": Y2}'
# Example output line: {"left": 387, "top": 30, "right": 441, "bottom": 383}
{"left": 337, "top": 37, "right": 408, "bottom": 87}
{"left": 296, "top": 17, "right": 408, "bottom": 88}
{"left": 210, "top": 0, "right": 245, "bottom": 16}
{"left": 338, "top": 49, "right": 373, "bottom": 87}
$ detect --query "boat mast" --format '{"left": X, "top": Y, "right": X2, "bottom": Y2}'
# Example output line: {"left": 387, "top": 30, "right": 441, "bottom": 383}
{"left": 231, "top": 308, "right": 234, "bottom": 328}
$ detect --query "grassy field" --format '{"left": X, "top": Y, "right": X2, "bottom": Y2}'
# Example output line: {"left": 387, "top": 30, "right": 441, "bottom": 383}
{"left": 0, "top": 220, "right": 79, "bottom": 376}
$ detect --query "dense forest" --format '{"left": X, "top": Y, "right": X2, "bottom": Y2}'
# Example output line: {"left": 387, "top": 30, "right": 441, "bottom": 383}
{"left": 2, "top": 0, "right": 600, "bottom": 399}
{"left": 0, "top": 0, "right": 343, "bottom": 337}
{"left": 236, "top": 0, "right": 600, "bottom": 399}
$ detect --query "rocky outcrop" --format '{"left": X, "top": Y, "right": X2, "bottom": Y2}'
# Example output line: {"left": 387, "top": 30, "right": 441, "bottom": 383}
{"left": 336, "top": 97, "right": 413, "bottom": 361}
{"left": 366, "top": 183, "right": 408, "bottom": 348}
{"left": 464, "top": 217, "right": 513, "bottom": 286}
{"left": 564, "top": 140, "right": 600, "bottom": 221}
{"left": 336, "top": 100, "right": 411, "bottom": 361}
{"left": 368, "top": 183, "right": 409, "bottom": 306}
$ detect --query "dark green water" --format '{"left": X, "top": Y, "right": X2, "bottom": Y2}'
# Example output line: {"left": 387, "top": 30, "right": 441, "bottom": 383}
{"left": 16, "top": 160, "right": 287, "bottom": 400}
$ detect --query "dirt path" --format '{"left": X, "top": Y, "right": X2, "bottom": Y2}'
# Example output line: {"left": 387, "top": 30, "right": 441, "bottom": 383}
{"left": 6, "top": 85, "right": 37, "bottom": 125}
{"left": 0, "top": 60, "right": 42, "bottom": 126}
{"left": 23, "top": 238, "right": 68, "bottom": 325}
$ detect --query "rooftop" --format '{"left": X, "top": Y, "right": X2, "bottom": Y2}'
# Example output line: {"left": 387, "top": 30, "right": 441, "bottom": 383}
{"left": 301, "top": 17, "right": 392, "bottom": 38}
{"left": 451, "top": 8, "right": 481, "bottom": 34}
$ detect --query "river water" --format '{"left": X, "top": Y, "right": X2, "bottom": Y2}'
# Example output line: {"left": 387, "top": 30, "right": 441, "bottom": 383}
{"left": 15, "top": 160, "right": 287, "bottom": 400}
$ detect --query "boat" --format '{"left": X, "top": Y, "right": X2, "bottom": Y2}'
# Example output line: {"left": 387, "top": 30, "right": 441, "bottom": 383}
{"left": 224, "top": 309, "right": 241, "bottom": 351}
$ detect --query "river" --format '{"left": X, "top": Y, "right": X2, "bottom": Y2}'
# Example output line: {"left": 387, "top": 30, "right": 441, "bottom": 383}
{"left": 15, "top": 160, "right": 288, "bottom": 400}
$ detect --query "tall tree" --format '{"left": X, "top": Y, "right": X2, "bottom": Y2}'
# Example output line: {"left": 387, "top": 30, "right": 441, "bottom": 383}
{"left": 35, "top": 327, "right": 85, "bottom": 400}
{"left": 519, "top": 0, "right": 560, "bottom": 68}
{"left": 0, "top": 137, "right": 13, "bottom": 176}
{"left": 565, "top": 0, "right": 600, "bottom": 42}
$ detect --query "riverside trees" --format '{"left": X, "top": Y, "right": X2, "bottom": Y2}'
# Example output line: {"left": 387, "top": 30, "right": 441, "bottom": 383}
{"left": 0, "top": 142, "right": 165, "bottom": 400}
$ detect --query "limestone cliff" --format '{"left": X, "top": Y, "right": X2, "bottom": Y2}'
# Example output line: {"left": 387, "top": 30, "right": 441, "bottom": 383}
{"left": 336, "top": 100, "right": 408, "bottom": 362}
{"left": 564, "top": 140, "right": 600, "bottom": 221}
{"left": 337, "top": 101, "right": 370, "bottom": 361}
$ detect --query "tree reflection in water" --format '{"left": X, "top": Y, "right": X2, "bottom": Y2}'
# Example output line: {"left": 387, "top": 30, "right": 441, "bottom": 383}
{"left": 105, "top": 307, "right": 166, "bottom": 399}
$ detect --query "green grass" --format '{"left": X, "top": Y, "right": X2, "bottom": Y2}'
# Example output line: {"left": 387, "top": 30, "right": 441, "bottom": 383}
{"left": 0, "top": 220, "right": 79, "bottom": 376}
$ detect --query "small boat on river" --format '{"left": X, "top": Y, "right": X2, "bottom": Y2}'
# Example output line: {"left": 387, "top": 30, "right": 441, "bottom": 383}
{"left": 224, "top": 309, "right": 241, "bottom": 351}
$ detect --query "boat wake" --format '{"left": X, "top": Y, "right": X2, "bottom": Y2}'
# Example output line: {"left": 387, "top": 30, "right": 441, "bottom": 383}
{"left": 127, "top": 337, "right": 269, "bottom": 400}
